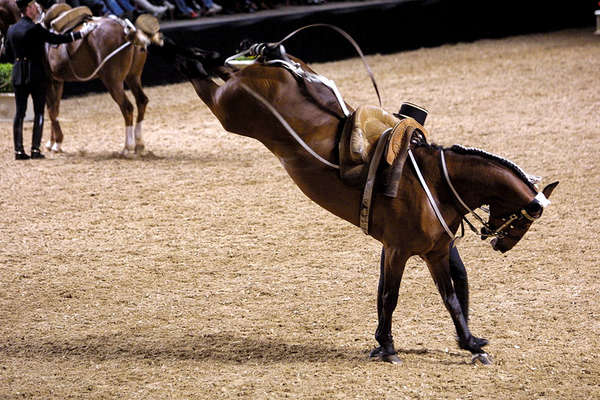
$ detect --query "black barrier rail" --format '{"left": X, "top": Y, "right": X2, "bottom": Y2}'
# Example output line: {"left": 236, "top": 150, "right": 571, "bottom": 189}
{"left": 62, "top": 0, "right": 596, "bottom": 97}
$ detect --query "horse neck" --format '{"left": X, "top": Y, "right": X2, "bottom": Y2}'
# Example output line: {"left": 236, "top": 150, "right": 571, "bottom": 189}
{"left": 444, "top": 149, "right": 535, "bottom": 213}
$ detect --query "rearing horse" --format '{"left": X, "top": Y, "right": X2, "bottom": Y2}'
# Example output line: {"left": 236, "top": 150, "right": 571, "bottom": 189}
{"left": 173, "top": 46, "right": 558, "bottom": 364}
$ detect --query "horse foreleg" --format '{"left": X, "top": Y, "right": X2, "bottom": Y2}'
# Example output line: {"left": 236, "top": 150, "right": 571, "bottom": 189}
{"left": 46, "top": 80, "right": 64, "bottom": 153}
{"left": 370, "top": 245, "right": 408, "bottom": 364}
{"left": 125, "top": 74, "right": 148, "bottom": 153}
{"left": 449, "top": 244, "right": 469, "bottom": 321}
{"left": 449, "top": 244, "right": 489, "bottom": 347}
{"left": 103, "top": 76, "right": 135, "bottom": 155}
{"left": 424, "top": 250, "right": 490, "bottom": 362}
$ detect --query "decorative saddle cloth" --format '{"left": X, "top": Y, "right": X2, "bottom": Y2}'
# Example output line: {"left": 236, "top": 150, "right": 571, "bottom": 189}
{"left": 44, "top": 4, "right": 92, "bottom": 33}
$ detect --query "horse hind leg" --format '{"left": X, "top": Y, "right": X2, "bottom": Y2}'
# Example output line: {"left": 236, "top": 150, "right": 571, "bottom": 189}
{"left": 46, "top": 80, "right": 65, "bottom": 153}
{"left": 125, "top": 74, "right": 148, "bottom": 154}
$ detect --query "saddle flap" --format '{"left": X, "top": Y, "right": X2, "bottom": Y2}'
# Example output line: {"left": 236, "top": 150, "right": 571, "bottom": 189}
{"left": 50, "top": 6, "right": 92, "bottom": 33}
{"left": 385, "top": 117, "right": 428, "bottom": 165}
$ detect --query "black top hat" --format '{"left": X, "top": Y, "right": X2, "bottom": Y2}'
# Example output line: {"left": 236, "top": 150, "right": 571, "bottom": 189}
{"left": 395, "top": 102, "right": 428, "bottom": 126}
{"left": 16, "top": 0, "right": 35, "bottom": 11}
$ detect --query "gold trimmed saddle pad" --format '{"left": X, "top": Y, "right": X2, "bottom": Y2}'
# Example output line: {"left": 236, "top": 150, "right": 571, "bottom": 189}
{"left": 49, "top": 6, "right": 92, "bottom": 33}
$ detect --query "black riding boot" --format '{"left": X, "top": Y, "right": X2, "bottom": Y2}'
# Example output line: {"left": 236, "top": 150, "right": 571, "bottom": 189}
{"left": 13, "top": 117, "right": 29, "bottom": 160}
{"left": 30, "top": 113, "right": 45, "bottom": 159}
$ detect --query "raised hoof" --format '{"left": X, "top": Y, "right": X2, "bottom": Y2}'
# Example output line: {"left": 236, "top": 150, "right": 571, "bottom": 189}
{"left": 471, "top": 352, "right": 493, "bottom": 365}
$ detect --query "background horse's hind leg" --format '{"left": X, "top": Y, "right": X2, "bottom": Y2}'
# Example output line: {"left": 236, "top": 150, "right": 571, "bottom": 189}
{"left": 46, "top": 79, "right": 64, "bottom": 152}
{"left": 125, "top": 74, "right": 148, "bottom": 153}
{"left": 102, "top": 75, "right": 135, "bottom": 155}
{"left": 370, "top": 245, "right": 408, "bottom": 364}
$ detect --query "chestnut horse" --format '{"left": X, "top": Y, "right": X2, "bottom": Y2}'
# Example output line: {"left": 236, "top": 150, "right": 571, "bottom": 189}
{"left": 0, "top": 3, "right": 162, "bottom": 153}
{"left": 173, "top": 47, "right": 558, "bottom": 364}
{"left": 44, "top": 13, "right": 163, "bottom": 154}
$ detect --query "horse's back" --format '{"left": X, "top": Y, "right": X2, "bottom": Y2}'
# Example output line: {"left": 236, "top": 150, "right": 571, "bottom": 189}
{"left": 47, "top": 17, "right": 137, "bottom": 82}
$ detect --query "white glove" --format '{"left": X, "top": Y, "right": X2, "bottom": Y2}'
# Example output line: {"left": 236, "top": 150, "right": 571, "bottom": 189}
{"left": 79, "top": 22, "right": 97, "bottom": 37}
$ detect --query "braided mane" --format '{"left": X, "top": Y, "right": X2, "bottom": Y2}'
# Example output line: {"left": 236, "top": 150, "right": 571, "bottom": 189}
{"left": 449, "top": 144, "right": 539, "bottom": 192}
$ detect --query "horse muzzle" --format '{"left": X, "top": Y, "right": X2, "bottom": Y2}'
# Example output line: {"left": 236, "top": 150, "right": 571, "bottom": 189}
{"left": 490, "top": 238, "right": 509, "bottom": 253}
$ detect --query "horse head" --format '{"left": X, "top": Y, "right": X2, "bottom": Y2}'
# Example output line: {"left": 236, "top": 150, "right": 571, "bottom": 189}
{"left": 483, "top": 181, "right": 559, "bottom": 253}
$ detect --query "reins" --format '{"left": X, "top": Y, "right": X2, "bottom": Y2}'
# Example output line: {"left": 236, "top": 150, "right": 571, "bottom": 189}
{"left": 411, "top": 147, "right": 552, "bottom": 242}
{"left": 63, "top": 41, "right": 131, "bottom": 81}
{"left": 238, "top": 81, "right": 340, "bottom": 170}
{"left": 229, "top": 24, "right": 383, "bottom": 170}
{"left": 59, "top": 18, "right": 135, "bottom": 82}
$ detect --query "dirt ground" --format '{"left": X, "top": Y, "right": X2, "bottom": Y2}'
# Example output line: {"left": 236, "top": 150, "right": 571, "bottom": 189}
{"left": 0, "top": 28, "right": 598, "bottom": 399}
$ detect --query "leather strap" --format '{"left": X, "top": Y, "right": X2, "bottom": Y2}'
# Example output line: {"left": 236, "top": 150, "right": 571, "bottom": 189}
{"left": 360, "top": 127, "right": 392, "bottom": 234}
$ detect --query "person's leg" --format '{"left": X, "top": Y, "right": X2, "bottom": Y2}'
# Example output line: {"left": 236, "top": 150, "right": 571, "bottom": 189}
{"left": 30, "top": 83, "right": 47, "bottom": 158}
{"left": 172, "top": 0, "right": 194, "bottom": 15}
{"left": 115, "top": 0, "right": 136, "bottom": 14}
{"left": 103, "top": 0, "right": 125, "bottom": 16}
{"left": 13, "top": 85, "right": 30, "bottom": 159}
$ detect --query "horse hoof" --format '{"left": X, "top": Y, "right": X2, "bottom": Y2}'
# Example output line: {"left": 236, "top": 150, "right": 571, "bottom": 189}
{"left": 369, "top": 346, "right": 383, "bottom": 358}
{"left": 45, "top": 141, "right": 53, "bottom": 151}
{"left": 368, "top": 347, "right": 402, "bottom": 364}
{"left": 51, "top": 143, "right": 63, "bottom": 153}
{"left": 382, "top": 354, "right": 402, "bottom": 364}
{"left": 471, "top": 352, "right": 493, "bottom": 365}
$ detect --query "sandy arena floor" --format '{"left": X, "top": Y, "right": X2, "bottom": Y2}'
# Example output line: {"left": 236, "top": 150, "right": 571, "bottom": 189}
{"left": 0, "top": 29, "right": 598, "bottom": 399}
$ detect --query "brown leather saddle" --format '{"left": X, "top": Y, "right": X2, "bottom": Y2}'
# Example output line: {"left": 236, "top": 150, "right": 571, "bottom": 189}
{"left": 44, "top": 4, "right": 92, "bottom": 33}
{"left": 339, "top": 105, "right": 428, "bottom": 193}
{"left": 338, "top": 105, "right": 429, "bottom": 233}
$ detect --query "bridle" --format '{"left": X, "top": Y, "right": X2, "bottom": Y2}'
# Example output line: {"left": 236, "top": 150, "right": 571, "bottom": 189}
{"left": 409, "top": 146, "right": 551, "bottom": 242}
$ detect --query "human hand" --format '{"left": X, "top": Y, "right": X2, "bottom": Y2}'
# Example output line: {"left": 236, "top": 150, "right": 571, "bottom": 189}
{"left": 79, "top": 22, "right": 97, "bottom": 37}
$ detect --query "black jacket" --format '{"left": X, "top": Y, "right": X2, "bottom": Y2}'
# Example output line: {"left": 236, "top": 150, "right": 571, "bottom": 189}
{"left": 5, "top": 16, "right": 82, "bottom": 86}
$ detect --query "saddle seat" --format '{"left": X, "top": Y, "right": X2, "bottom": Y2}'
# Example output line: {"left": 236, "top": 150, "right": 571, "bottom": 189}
{"left": 44, "top": 4, "right": 92, "bottom": 33}
{"left": 339, "top": 105, "right": 429, "bottom": 189}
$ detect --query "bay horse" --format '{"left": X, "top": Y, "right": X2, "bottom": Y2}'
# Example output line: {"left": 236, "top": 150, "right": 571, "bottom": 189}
{"left": 172, "top": 45, "right": 558, "bottom": 364}
{"left": 43, "top": 9, "right": 164, "bottom": 154}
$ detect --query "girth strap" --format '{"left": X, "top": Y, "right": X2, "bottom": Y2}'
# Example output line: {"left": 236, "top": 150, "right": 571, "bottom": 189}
{"left": 360, "top": 127, "right": 393, "bottom": 234}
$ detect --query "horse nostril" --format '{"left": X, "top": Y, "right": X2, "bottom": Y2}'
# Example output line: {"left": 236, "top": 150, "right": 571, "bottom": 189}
{"left": 490, "top": 238, "right": 498, "bottom": 250}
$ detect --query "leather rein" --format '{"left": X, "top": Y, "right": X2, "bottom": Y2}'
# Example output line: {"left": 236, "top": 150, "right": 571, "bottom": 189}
{"left": 409, "top": 146, "right": 551, "bottom": 243}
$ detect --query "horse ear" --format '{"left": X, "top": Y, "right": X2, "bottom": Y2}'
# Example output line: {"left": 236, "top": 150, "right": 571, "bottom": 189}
{"left": 542, "top": 181, "right": 559, "bottom": 199}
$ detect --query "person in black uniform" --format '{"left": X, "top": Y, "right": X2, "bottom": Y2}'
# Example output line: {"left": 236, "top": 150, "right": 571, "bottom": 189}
{"left": 5, "top": 0, "right": 96, "bottom": 160}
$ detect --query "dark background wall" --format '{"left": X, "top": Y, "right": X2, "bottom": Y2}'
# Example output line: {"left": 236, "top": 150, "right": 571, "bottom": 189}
{"left": 63, "top": 0, "right": 597, "bottom": 96}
